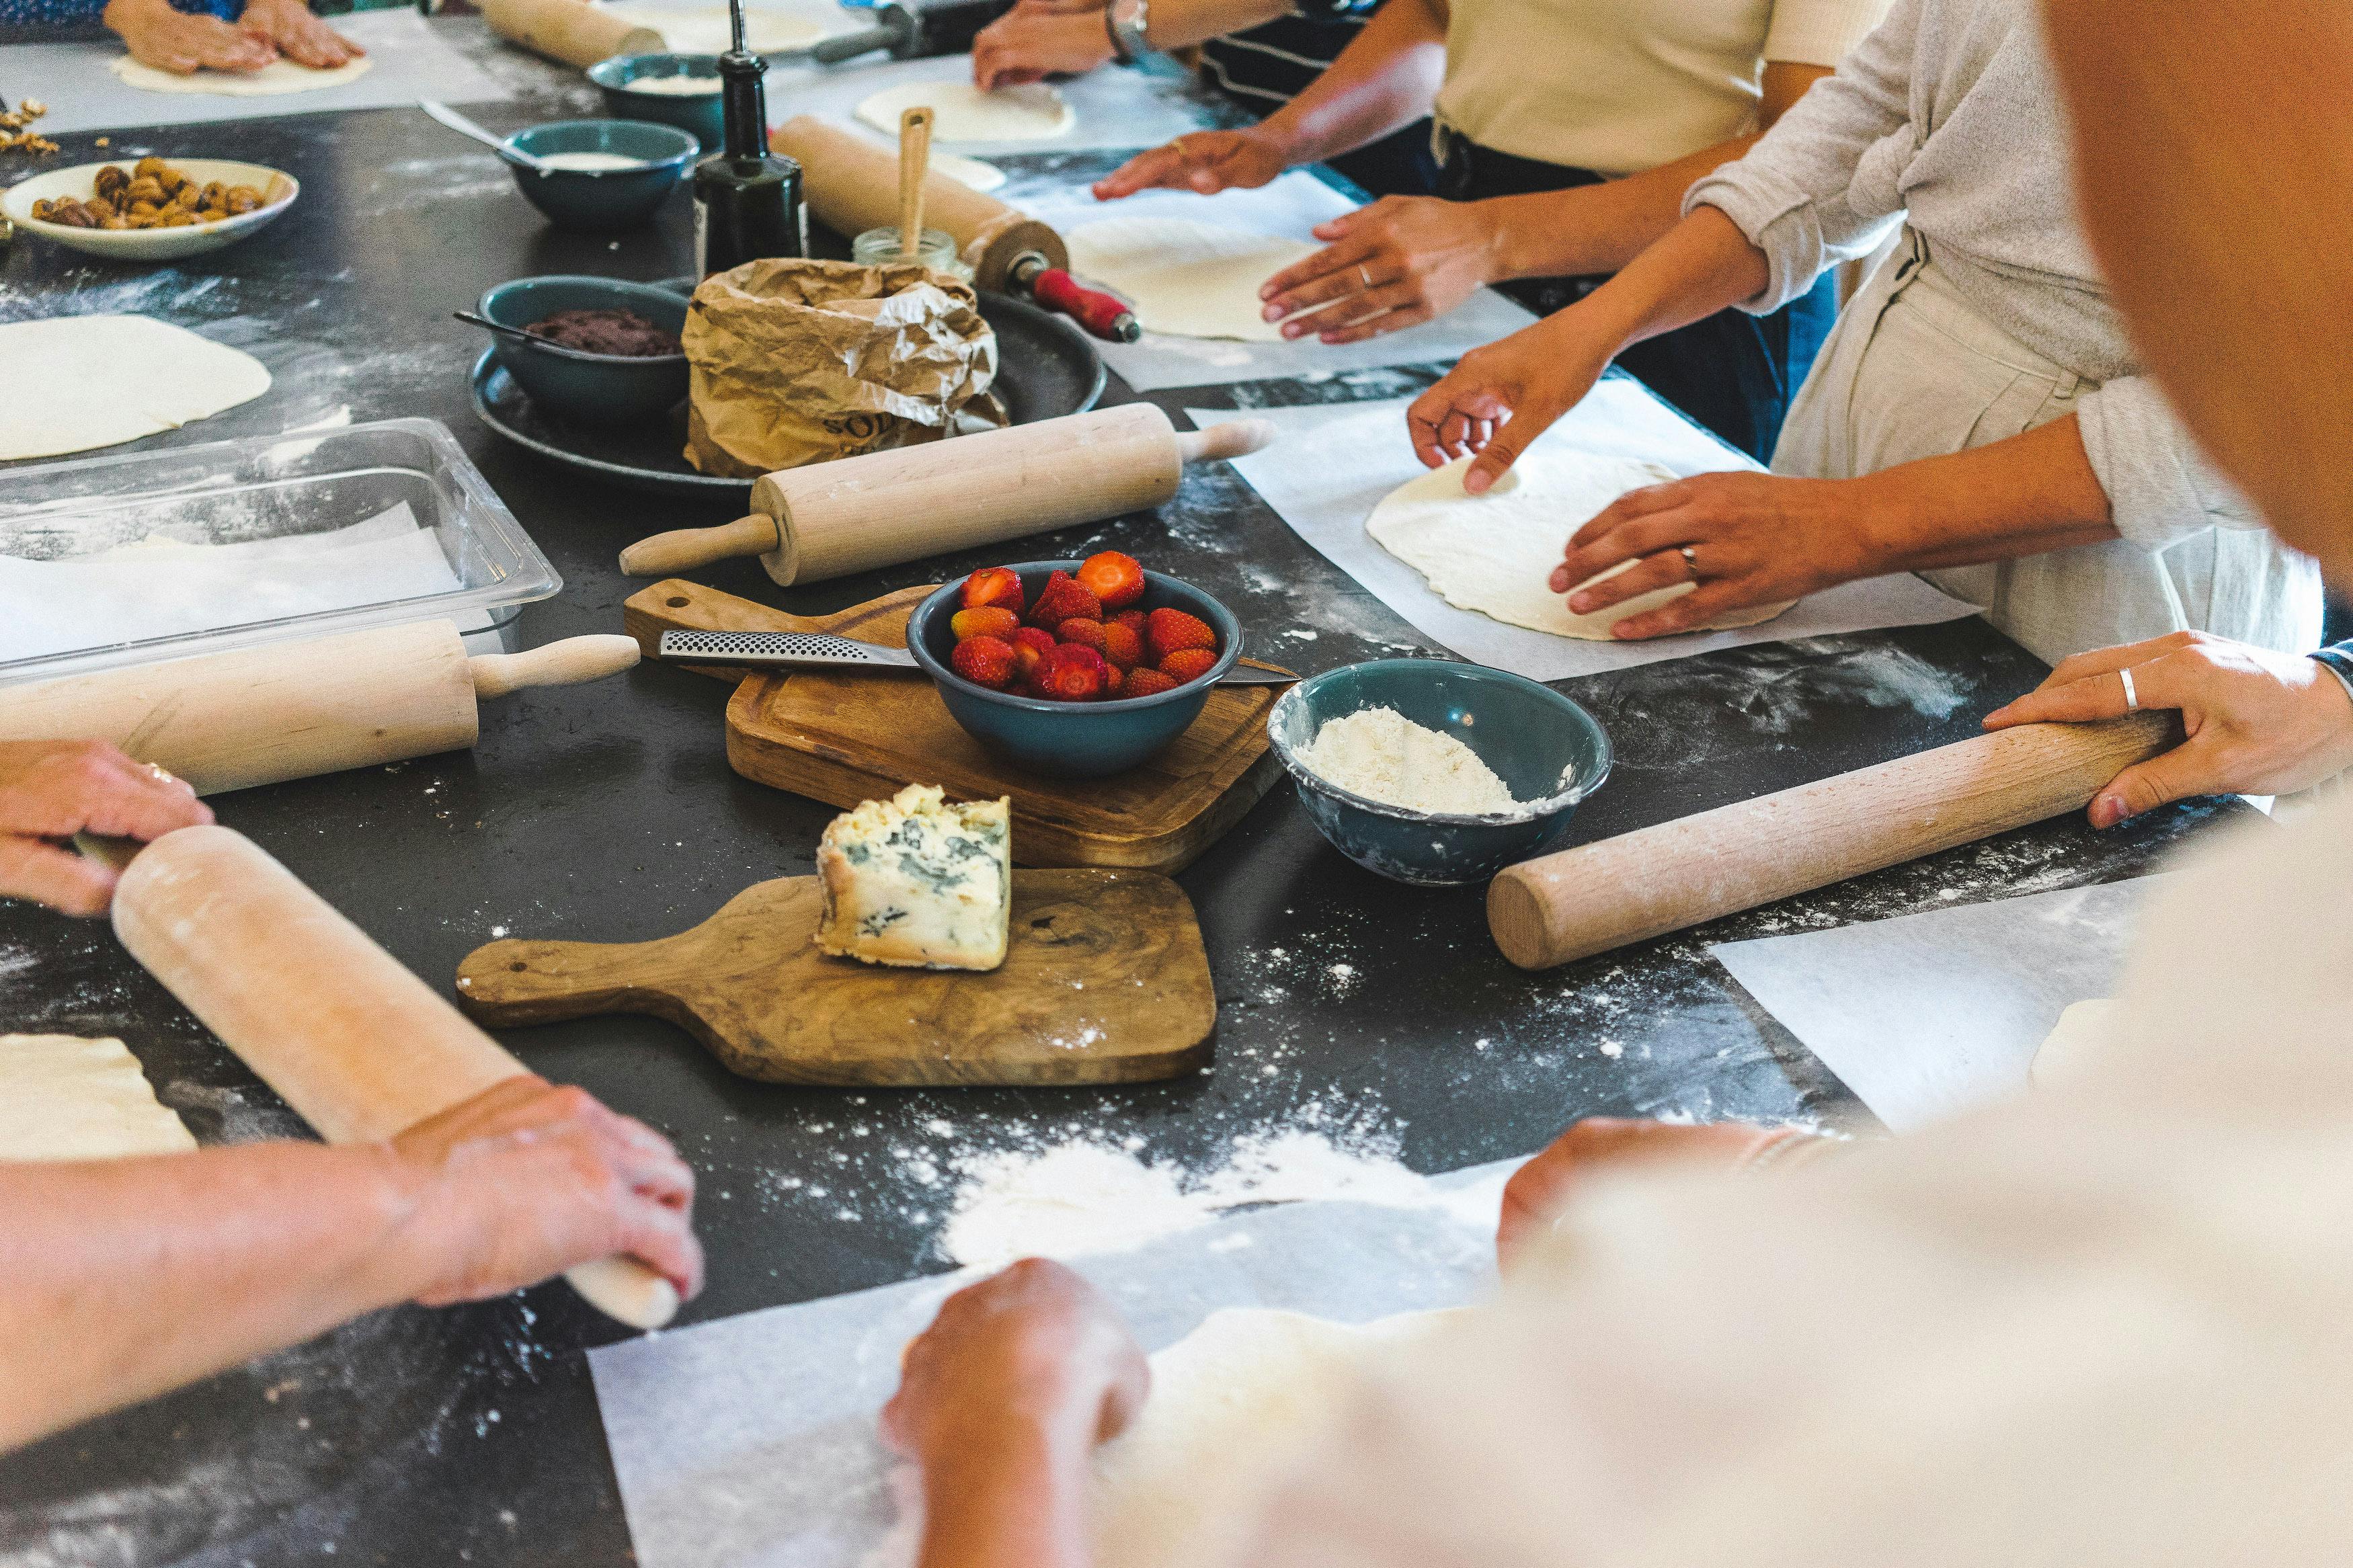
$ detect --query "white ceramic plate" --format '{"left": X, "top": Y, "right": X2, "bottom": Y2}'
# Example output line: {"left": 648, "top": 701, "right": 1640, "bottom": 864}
{"left": 1, "top": 158, "right": 299, "bottom": 261}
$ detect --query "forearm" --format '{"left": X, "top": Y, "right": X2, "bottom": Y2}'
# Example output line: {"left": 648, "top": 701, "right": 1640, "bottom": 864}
{"left": 917, "top": 1419, "right": 1097, "bottom": 1568}
{"left": 1851, "top": 415, "right": 2120, "bottom": 573}
{"left": 1484, "top": 134, "right": 1767, "bottom": 281}
{"left": 1143, "top": 0, "right": 1293, "bottom": 51}
{"left": 1547, "top": 203, "right": 1772, "bottom": 364}
{"left": 0, "top": 1142, "right": 432, "bottom": 1452}
{"left": 1255, "top": 0, "right": 1447, "bottom": 166}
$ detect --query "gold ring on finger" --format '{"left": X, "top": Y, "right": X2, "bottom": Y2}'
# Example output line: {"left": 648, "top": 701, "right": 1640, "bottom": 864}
{"left": 148, "top": 764, "right": 179, "bottom": 787}
{"left": 1680, "top": 544, "right": 1702, "bottom": 581}
{"left": 1358, "top": 261, "right": 1373, "bottom": 291}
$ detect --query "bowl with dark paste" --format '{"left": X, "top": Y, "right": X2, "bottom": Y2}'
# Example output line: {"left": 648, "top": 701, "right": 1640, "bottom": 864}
{"left": 473, "top": 274, "right": 689, "bottom": 424}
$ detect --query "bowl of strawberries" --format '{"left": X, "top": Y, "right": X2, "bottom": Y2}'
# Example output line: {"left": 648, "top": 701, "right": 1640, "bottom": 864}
{"left": 906, "top": 551, "right": 1244, "bottom": 778}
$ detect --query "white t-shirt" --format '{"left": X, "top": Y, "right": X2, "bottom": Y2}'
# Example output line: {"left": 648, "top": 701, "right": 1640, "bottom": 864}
{"left": 1243, "top": 784, "right": 2353, "bottom": 1565}
{"left": 1434, "top": 0, "right": 1893, "bottom": 176}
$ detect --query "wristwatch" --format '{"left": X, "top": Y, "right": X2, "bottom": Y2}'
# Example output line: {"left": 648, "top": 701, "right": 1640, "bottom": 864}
{"left": 1106, "top": 0, "right": 1150, "bottom": 65}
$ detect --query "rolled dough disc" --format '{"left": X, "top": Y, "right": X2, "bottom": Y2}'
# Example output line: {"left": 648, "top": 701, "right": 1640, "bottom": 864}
{"left": 1089, "top": 1308, "right": 1456, "bottom": 1568}
{"left": 853, "top": 80, "right": 1071, "bottom": 144}
{"left": 1367, "top": 454, "right": 1795, "bottom": 640}
{"left": 0, "top": 315, "right": 271, "bottom": 462}
{"left": 0, "top": 1035, "right": 196, "bottom": 1161}
{"left": 1065, "top": 216, "right": 1313, "bottom": 342}
{"left": 596, "top": 1, "right": 832, "bottom": 54}
{"left": 109, "top": 52, "right": 372, "bottom": 95}
{"left": 2030, "top": 997, "right": 2122, "bottom": 1089}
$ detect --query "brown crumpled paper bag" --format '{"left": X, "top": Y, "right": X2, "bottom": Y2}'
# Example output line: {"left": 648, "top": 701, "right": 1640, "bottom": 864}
{"left": 682, "top": 258, "right": 1000, "bottom": 479}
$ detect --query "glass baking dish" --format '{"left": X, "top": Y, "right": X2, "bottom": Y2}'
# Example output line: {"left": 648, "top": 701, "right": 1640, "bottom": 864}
{"left": 0, "top": 418, "right": 561, "bottom": 685}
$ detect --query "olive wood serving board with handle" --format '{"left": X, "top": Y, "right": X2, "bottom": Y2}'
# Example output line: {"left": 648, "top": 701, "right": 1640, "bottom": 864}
{"left": 623, "top": 578, "right": 1287, "bottom": 873}
{"left": 456, "top": 868, "right": 1216, "bottom": 1086}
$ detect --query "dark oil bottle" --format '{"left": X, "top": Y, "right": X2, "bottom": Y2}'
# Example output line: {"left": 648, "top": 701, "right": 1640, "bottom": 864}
{"left": 691, "top": 0, "right": 807, "bottom": 278}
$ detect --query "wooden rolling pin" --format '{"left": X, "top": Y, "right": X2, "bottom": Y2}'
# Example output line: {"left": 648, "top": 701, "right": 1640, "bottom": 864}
{"left": 1486, "top": 712, "right": 2178, "bottom": 971}
{"left": 107, "top": 827, "right": 677, "bottom": 1330}
{"left": 772, "top": 114, "right": 1061, "bottom": 293}
{"left": 0, "top": 621, "right": 639, "bottom": 796}
{"left": 477, "top": 0, "right": 662, "bottom": 67}
{"left": 617, "top": 404, "right": 1275, "bottom": 585}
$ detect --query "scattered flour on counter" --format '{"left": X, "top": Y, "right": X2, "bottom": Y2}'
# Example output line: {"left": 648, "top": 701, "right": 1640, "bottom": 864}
{"left": 1296, "top": 707, "right": 1519, "bottom": 815}
{"left": 937, "top": 1128, "right": 1437, "bottom": 1270}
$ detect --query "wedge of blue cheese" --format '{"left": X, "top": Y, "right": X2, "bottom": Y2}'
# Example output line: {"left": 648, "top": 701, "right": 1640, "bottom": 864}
{"left": 814, "top": 785, "right": 1012, "bottom": 971}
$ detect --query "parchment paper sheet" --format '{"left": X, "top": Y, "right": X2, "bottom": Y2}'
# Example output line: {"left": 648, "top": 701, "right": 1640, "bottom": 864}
{"left": 1710, "top": 877, "right": 2156, "bottom": 1133}
{"left": 589, "top": 1161, "right": 1513, "bottom": 1568}
{"left": 5, "top": 11, "right": 508, "bottom": 134}
{"left": 0, "top": 503, "right": 462, "bottom": 662}
{"left": 1192, "top": 386, "right": 1981, "bottom": 679}
{"left": 1012, "top": 171, "right": 1539, "bottom": 391}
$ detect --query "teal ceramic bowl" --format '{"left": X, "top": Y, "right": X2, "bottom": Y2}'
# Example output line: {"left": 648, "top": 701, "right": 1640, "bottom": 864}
{"left": 1267, "top": 660, "right": 1612, "bottom": 886}
{"left": 474, "top": 275, "right": 688, "bottom": 424}
{"left": 588, "top": 54, "right": 726, "bottom": 150}
{"left": 498, "top": 119, "right": 699, "bottom": 232}
{"left": 906, "top": 563, "right": 1244, "bottom": 779}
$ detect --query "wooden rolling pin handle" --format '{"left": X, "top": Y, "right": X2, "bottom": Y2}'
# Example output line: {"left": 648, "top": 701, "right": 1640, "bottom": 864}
{"left": 564, "top": 1257, "right": 680, "bottom": 1332}
{"left": 467, "top": 635, "right": 641, "bottom": 700}
{"left": 1176, "top": 419, "right": 1277, "bottom": 465}
{"left": 618, "top": 515, "right": 782, "bottom": 577}
{"left": 1487, "top": 712, "right": 2180, "bottom": 972}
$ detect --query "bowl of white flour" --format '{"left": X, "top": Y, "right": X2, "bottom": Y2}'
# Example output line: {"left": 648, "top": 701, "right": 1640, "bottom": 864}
{"left": 1268, "top": 659, "right": 1610, "bottom": 885}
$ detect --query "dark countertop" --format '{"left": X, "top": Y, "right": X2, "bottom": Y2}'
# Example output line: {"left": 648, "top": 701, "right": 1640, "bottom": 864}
{"left": 0, "top": 41, "right": 2229, "bottom": 1568}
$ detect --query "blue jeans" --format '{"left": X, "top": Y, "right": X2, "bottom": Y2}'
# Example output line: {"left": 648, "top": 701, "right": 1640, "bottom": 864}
{"left": 1436, "top": 133, "right": 1837, "bottom": 464}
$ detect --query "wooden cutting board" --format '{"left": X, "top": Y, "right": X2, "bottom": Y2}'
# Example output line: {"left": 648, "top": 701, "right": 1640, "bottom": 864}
{"left": 454, "top": 868, "right": 1216, "bottom": 1086}
{"left": 623, "top": 578, "right": 1287, "bottom": 873}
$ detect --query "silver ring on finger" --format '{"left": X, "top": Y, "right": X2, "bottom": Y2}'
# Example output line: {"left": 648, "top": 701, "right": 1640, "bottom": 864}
{"left": 1357, "top": 261, "right": 1374, "bottom": 291}
{"left": 2120, "top": 666, "right": 2139, "bottom": 712}
{"left": 1680, "top": 544, "right": 1702, "bottom": 582}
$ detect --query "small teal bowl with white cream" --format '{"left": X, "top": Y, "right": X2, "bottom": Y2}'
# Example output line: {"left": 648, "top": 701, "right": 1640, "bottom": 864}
{"left": 498, "top": 119, "right": 699, "bottom": 233}
{"left": 588, "top": 53, "right": 727, "bottom": 150}
{"left": 1268, "top": 659, "right": 1612, "bottom": 886}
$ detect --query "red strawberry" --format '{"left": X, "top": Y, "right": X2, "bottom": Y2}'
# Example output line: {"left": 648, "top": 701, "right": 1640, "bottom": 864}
{"left": 1057, "top": 618, "right": 1109, "bottom": 653}
{"left": 1035, "top": 643, "right": 1106, "bottom": 701}
{"left": 1026, "top": 569, "right": 1101, "bottom": 630}
{"left": 1112, "top": 608, "right": 1147, "bottom": 635}
{"left": 1099, "top": 620, "right": 1144, "bottom": 670}
{"left": 950, "top": 606, "right": 1020, "bottom": 643}
{"left": 1120, "top": 667, "right": 1179, "bottom": 699}
{"left": 950, "top": 634, "right": 1018, "bottom": 690}
{"left": 961, "top": 567, "right": 1025, "bottom": 618}
{"left": 1077, "top": 550, "right": 1146, "bottom": 610}
{"left": 1146, "top": 607, "right": 1216, "bottom": 662}
{"left": 1101, "top": 664, "right": 1125, "bottom": 698}
{"left": 1010, "top": 625, "right": 1056, "bottom": 682}
{"left": 1160, "top": 647, "right": 1218, "bottom": 685}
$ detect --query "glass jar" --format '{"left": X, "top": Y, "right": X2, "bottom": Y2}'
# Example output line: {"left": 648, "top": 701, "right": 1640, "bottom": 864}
{"left": 850, "top": 226, "right": 973, "bottom": 283}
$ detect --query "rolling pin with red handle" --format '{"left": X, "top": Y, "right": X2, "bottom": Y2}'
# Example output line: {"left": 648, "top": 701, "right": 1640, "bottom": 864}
{"left": 104, "top": 826, "right": 678, "bottom": 1330}
{"left": 0, "top": 621, "right": 639, "bottom": 796}
{"left": 768, "top": 115, "right": 1139, "bottom": 339}
{"left": 1486, "top": 712, "right": 2178, "bottom": 971}
{"left": 616, "top": 403, "right": 1275, "bottom": 585}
